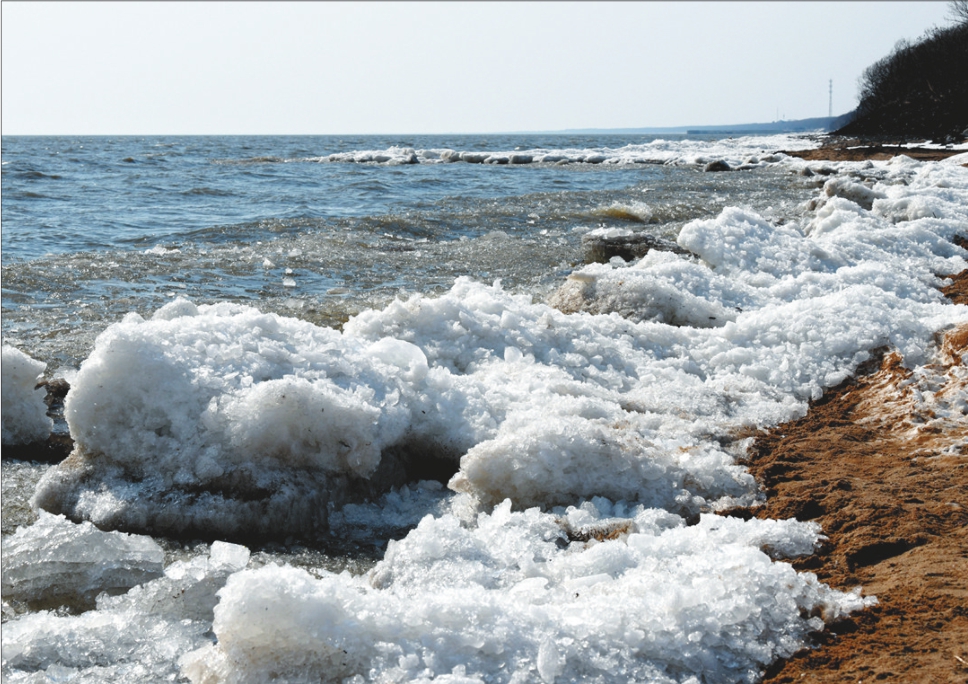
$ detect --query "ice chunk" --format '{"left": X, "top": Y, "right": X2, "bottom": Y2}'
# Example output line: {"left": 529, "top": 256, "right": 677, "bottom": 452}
{"left": 181, "top": 502, "right": 875, "bottom": 684}
{"left": 1, "top": 512, "right": 164, "bottom": 610}
{"left": 31, "top": 301, "right": 423, "bottom": 541}
{"left": 96, "top": 540, "right": 249, "bottom": 622}
{"left": 549, "top": 250, "right": 746, "bottom": 326}
{"left": 209, "top": 539, "right": 251, "bottom": 571}
{"left": 449, "top": 408, "right": 754, "bottom": 512}
{"left": 1, "top": 345, "right": 52, "bottom": 445}
{"left": 822, "top": 176, "right": 886, "bottom": 210}
{"left": 2, "top": 541, "right": 247, "bottom": 683}
{"left": 678, "top": 207, "right": 847, "bottom": 279}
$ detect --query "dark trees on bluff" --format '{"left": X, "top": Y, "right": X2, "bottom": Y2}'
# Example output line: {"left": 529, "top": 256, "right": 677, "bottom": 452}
{"left": 835, "top": 10, "right": 967, "bottom": 141}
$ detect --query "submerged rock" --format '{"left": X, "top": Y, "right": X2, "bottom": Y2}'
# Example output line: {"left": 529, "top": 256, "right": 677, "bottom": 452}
{"left": 704, "top": 160, "right": 733, "bottom": 172}
{"left": 581, "top": 230, "right": 691, "bottom": 264}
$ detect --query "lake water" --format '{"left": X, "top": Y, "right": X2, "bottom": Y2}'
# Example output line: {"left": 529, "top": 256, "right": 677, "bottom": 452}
{"left": 1, "top": 134, "right": 814, "bottom": 371}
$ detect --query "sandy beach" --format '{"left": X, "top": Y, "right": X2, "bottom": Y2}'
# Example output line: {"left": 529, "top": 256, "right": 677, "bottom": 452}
{"left": 736, "top": 191, "right": 968, "bottom": 683}
{"left": 783, "top": 139, "right": 968, "bottom": 164}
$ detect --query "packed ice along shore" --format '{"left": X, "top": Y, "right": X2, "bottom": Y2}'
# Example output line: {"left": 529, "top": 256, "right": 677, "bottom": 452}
{"left": 5, "top": 145, "right": 968, "bottom": 683}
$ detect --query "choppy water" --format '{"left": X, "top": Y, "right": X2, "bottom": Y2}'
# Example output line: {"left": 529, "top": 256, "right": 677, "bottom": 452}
{"left": 2, "top": 134, "right": 816, "bottom": 371}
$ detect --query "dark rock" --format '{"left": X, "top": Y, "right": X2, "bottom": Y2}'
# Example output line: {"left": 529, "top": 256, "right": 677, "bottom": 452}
{"left": 2, "top": 434, "right": 74, "bottom": 464}
{"left": 703, "top": 160, "right": 732, "bottom": 172}
{"left": 581, "top": 232, "right": 692, "bottom": 264}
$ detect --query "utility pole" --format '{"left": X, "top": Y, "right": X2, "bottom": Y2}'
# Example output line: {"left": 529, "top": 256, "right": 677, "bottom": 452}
{"left": 829, "top": 79, "right": 833, "bottom": 118}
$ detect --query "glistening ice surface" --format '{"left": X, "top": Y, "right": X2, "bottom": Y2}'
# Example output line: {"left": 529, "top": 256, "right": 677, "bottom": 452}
{"left": 2, "top": 134, "right": 967, "bottom": 683}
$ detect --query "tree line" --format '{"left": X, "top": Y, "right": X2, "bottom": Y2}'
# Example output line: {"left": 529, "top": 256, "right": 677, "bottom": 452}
{"left": 835, "top": 1, "right": 967, "bottom": 141}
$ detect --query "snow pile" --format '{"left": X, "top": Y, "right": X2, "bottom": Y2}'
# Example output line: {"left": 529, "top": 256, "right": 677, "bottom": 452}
{"left": 1, "top": 345, "right": 52, "bottom": 445}
{"left": 33, "top": 282, "right": 762, "bottom": 537}
{"left": 32, "top": 157, "right": 968, "bottom": 540}
{"left": 1, "top": 512, "right": 164, "bottom": 609}
{"left": 182, "top": 501, "right": 874, "bottom": 684}
{"left": 1, "top": 538, "right": 249, "bottom": 684}
{"left": 32, "top": 299, "right": 433, "bottom": 540}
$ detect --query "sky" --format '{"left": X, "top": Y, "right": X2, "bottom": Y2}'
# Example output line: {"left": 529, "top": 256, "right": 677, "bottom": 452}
{"left": 0, "top": 1, "right": 954, "bottom": 135}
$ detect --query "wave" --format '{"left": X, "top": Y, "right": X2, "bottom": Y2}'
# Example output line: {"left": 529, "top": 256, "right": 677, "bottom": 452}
{"left": 9, "top": 169, "right": 63, "bottom": 180}
{"left": 590, "top": 200, "right": 655, "bottom": 223}
{"left": 179, "top": 187, "right": 236, "bottom": 197}
{"left": 292, "top": 134, "right": 822, "bottom": 168}
{"left": 211, "top": 155, "right": 287, "bottom": 165}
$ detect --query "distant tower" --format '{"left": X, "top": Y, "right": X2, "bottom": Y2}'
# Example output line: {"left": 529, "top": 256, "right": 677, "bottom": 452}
{"left": 828, "top": 79, "right": 833, "bottom": 118}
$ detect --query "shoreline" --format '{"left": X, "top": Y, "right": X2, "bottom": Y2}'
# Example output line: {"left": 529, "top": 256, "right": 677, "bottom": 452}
{"left": 732, "top": 254, "right": 968, "bottom": 682}
{"left": 781, "top": 136, "right": 968, "bottom": 164}
{"left": 3, "top": 141, "right": 966, "bottom": 681}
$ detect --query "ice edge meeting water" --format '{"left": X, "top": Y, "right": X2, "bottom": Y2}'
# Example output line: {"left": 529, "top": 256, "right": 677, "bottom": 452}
{"left": 2, "top": 133, "right": 967, "bottom": 684}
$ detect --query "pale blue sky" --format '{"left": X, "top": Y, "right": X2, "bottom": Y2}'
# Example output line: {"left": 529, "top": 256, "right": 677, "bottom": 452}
{"left": 0, "top": 1, "right": 953, "bottom": 135}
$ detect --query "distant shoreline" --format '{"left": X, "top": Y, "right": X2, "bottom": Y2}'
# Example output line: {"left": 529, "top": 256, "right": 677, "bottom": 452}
{"left": 781, "top": 137, "right": 968, "bottom": 163}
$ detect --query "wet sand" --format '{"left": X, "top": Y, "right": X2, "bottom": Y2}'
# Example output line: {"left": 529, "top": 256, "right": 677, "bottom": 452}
{"left": 782, "top": 139, "right": 967, "bottom": 164}
{"left": 733, "top": 256, "right": 968, "bottom": 682}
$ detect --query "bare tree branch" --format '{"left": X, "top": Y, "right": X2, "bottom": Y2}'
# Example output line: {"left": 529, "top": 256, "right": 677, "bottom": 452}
{"left": 948, "top": 0, "right": 968, "bottom": 25}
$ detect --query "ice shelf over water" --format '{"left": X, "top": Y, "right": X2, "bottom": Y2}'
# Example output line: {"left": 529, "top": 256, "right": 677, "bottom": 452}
{"left": 2, "top": 536, "right": 249, "bottom": 683}
{"left": 6, "top": 143, "right": 968, "bottom": 683}
{"left": 1, "top": 511, "right": 164, "bottom": 610}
